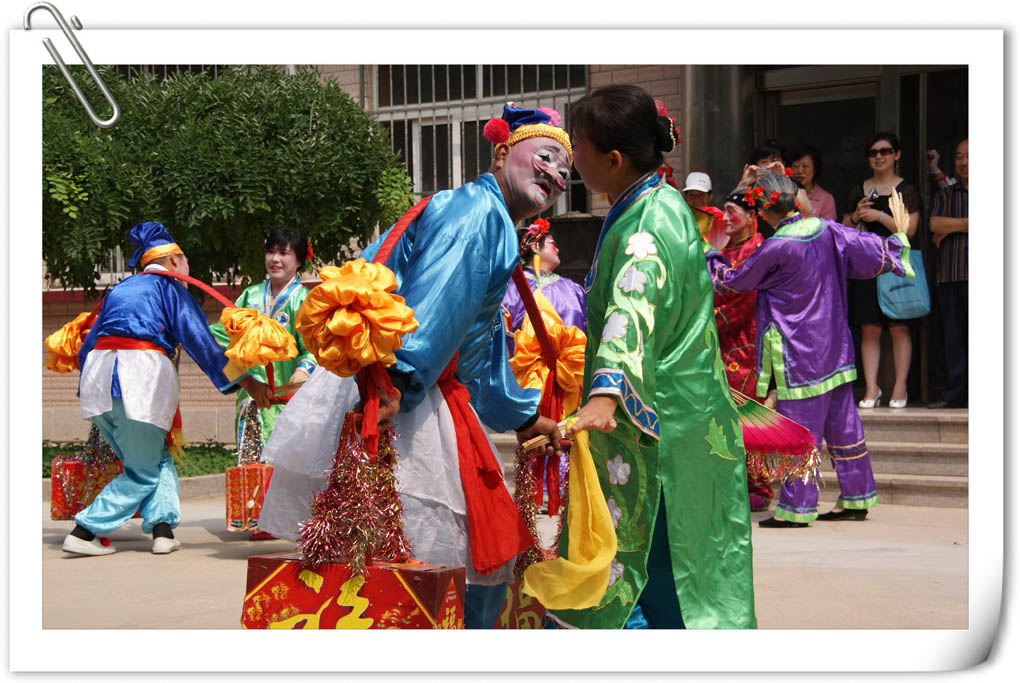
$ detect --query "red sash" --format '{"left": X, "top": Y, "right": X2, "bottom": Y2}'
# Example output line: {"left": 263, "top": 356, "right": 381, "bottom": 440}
{"left": 437, "top": 354, "right": 534, "bottom": 575}
{"left": 510, "top": 266, "right": 565, "bottom": 515}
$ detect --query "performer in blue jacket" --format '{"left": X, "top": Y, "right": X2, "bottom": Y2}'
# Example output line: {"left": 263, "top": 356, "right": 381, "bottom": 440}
{"left": 63, "top": 222, "right": 272, "bottom": 556}
{"left": 259, "top": 103, "right": 570, "bottom": 628}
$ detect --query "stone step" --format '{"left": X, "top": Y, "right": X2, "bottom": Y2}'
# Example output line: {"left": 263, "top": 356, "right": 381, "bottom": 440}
{"left": 842, "top": 441, "right": 968, "bottom": 476}
{"left": 807, "top": 471, "right": 968, "bottom": 509}
{"left": 858, "top": 408, "right": 968, "bottom": 444}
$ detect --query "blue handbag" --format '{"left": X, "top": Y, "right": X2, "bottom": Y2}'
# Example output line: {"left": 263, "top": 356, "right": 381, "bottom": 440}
{"left": 877, "top": 249, "right": 930, "bottom": 319}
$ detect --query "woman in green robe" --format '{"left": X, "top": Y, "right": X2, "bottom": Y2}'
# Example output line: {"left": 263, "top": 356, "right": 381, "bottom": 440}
{"left": 550, "top": 86, "right": 756, "bottom": 629}
{"left": 211, "top": 227, "right": 317, "bottom": 443}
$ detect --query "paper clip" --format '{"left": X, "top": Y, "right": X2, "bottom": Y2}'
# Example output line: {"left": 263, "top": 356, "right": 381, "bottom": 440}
{"left": 24, "top": 2, "right": 120, "bottom": 128}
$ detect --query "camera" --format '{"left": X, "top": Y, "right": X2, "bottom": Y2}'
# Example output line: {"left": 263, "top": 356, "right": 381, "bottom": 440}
{"left": 867, "top": 188, "right": 880, "bottom": 201}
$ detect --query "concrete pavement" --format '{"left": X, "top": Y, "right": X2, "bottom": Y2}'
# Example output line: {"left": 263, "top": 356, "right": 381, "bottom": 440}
{"left": 41, "top": 495, "right": 967, "bottom": 629}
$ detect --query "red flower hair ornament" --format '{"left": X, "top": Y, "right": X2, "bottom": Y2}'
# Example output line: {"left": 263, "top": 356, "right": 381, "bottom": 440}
{"left": 306, "top": 242, "right": 314, "bottom": 262}
{"left": 520, "top": 217, "right": 551, "bottom": 256}
{"left": 743, "top": 186, "right": 766, "bottom": 206}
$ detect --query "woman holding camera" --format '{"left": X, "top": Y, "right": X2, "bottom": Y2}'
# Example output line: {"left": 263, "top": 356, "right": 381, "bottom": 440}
{"left": 843, "top": 133, "right": 921, "bottom": 409}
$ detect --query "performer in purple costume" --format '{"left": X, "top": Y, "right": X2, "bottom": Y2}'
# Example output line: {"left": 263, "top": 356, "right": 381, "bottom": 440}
{"left": 501, "top": 219, "right": 586, "bottom": 351}
{"left": 705, "top": 173, "right": 916, "bottom": 527}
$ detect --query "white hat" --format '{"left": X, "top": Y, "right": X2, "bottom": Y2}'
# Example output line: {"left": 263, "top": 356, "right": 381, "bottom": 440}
{"left": 682, "top": 171, "right": 712, "bottom": 193}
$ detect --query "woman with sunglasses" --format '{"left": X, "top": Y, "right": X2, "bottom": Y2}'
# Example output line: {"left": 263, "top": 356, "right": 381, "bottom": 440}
{"left": 843, "top": 133, "right": 921, "bottom": 409}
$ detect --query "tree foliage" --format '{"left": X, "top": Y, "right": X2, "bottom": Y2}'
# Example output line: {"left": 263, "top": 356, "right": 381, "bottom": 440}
{"left": 43, "top": 65, "right": 413, "bottom": 294}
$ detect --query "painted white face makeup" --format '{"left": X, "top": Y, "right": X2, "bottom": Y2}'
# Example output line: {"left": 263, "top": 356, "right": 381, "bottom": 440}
{"left": 502, "top": 137, "right": 569, "bottom": 218}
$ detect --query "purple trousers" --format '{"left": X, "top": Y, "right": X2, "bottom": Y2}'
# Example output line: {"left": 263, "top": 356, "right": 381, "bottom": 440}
{"left": 773, "top": 382, "right": 878, "bottom": 523}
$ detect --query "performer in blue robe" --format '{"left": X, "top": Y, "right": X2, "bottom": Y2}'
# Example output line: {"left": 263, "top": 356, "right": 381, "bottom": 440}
{"left": 259, "top": 103, "right": 572, "bottom": 628}
{"left": 63, "top": 222, "right": 271, "bottom": 556}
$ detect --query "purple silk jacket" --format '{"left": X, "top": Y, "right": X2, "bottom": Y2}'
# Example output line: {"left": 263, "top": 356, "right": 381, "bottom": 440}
{"left": 705, "top": 214, "right": 914, "bottom": 400}
{"left": 500, "top": 266, "right": 587, "bottom": 351}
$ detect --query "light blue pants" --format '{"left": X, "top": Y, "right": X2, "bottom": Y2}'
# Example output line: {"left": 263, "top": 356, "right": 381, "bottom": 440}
{"left": 74, "top": 398, "right": 181, "bottom": 535}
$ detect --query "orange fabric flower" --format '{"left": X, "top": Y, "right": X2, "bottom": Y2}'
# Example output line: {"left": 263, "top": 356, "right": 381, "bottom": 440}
{"left": 296, "top": 259, "right": 419, "bottom": 377}
{"left": 510, "top": 293, "right": 586, "bottom": 416}
{"left": 219, "top": 307, "right": 298, "bottom": 367}
{"left": 44, "top": 311, "right": 93, "bottom": 373}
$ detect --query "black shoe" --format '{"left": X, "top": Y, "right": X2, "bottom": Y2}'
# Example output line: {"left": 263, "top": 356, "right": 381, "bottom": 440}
{"left": 758, "top": 517, "right": 807, "bottom": 528}
{"left": 927, "top": 400, "right": 966, "bottom": 409}
{"left": 816, "top": 508, "right": 868, "bottom": 521}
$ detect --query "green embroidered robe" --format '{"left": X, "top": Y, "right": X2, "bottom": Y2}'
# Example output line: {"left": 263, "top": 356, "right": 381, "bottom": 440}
{"left": 551, "top": 173, "right": 756, "bottom": 629}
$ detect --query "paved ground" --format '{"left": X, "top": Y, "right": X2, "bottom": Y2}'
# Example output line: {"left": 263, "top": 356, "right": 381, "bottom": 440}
{"left": 40, "top": 496, "right": 967, "bottom": 629}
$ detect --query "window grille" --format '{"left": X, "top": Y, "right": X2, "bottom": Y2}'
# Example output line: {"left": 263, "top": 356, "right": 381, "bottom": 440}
{"left": 373, "top": 65, "right": 588, "bottom": 216}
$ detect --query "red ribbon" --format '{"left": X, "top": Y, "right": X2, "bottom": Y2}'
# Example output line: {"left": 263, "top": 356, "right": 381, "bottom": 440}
{"left": 510, "top": 264, "right": 565, "bottom": 515}
{"left": 352, "top": 196, "right": 433, "bottom": 456}
{"left": 438, "top": 354, "right": 534, "bottom": 574}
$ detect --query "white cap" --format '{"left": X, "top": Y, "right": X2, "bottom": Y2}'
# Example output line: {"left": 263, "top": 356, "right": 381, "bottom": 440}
{"left": 682, "top": 171, "right": 712, "bottom": 193}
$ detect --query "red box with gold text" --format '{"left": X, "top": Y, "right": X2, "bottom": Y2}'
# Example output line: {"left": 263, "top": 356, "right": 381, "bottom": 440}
{"left": 50, "top": 456, "right": 139, "bottom": 520}
{"left": 225, "top": 463, "right": 273, "bottom": 531}
{"left": 242, "top": 552, "right": 465, "bottom": 629}
{"left": 493, "top": 580, "right": 546, "bottom": 629}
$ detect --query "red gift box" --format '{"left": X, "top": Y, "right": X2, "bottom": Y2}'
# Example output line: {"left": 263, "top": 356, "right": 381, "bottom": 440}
{"left": 242, "top": 552, "right": 465, "bottom": 629}
{"left": 50, "top": 456, "right": 140, "bottom": 520}
{"left": 493, "top": 579, "right": 546, "bottom": 629}
{"left": 225, "top": 463, "right": 274, "bottom": 531}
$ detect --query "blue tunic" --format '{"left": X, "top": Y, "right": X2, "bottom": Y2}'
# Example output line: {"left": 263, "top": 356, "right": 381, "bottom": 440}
{"left": 360, "top": 173, "right": 539, "bottom": 433}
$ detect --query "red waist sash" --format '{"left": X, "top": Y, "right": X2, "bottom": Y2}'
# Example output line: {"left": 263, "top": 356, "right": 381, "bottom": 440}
{"left": 437, "top": 354, "right": 534, "bottom": 575}
{"left": 94, "top": 336, "right": 168, "bottom": 355}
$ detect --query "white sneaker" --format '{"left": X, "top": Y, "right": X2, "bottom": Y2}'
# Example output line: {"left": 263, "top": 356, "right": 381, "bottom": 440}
{"left": 152, "top": 537, "right": 181, "bottom": 554}
{"left": 62, "top": 534, "right": 116, "bottom": 556}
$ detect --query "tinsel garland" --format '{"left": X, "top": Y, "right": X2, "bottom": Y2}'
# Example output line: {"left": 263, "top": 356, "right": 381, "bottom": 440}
{"left": 78, "top": 423, "right": 118, "bottom": 464}
{"left": 298, "top": 413, "right": 410, "bottom": 577}
{"left": 55, "top": 424, "right": 119, "bottom": 508}
{"left": 235, "top": 400, "right": 264, "bottom": 466}
{"left": 744, "top": 446, "right": 821, "bottom": 487}
{"left": 512, "top": 446, "right": 568, "bottom": 580}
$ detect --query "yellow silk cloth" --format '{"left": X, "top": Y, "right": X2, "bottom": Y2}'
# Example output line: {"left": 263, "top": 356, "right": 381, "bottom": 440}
{"left": 295, "top": 259, "right": 418, "bottom": 377}
{"left": 44, "top": 311, "right": 93, "bottom": 373}
{"left": 219, "top": 307, "right": 298, "bottom": 368}
{"left": 521, "top": 427, "right": 617, "bottom": 610}
{"left": 509, "top": 291, "right": 586, "bottom": 416}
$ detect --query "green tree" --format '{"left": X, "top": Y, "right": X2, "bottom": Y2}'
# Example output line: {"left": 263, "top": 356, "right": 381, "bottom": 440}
{"left": 43, "top": 65, "right": 413, "bottom": 294}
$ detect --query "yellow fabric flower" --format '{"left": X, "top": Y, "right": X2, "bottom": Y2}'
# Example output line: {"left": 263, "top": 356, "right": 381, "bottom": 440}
{"left": 219, "top": 307, "right": 298, "bottom": 367}
{"left": 44, "top": 311, "right": 93, "bottom": 374}
{"left": 521, "top": 426, "right": 616, "bottom": 609}
{"left": 295, "top": 259, "right": 418, "bottom": 377}
{"left": 509, "top": 291, "right": 586, "bottom": 416}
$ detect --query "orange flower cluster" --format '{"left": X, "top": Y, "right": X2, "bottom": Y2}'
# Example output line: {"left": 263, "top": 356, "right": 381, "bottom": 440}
{"left": 509, "top": 299, "right": 586, "bottom": 416}
{"left": 44, "top": 311, "right": 93, "bottom": 373}
{"left": 296, "top": 259, "right": 419, "bottom": 378}
{"left": 219, "top": 307, "right": 297, "bottom": 368}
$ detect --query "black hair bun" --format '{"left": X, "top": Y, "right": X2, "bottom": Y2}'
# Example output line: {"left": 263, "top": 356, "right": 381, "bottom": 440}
{"left": 654, "top": 115, "right": 676, "bottom": 154}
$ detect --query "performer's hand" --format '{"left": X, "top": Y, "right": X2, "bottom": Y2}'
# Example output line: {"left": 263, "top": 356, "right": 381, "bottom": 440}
{"left": 289, "top": 368, "right": 310, "bottom": 385}
{"left": 378, "top": 387, "right": 401, "bottom": 424}
{"left": 239, "top": 376, "right": 273, "bottom": 409}
{"left": 517, "top": 416, "right": 570, "bottom": 457}
{"left": 568, "top": 396, "right": 618, "bottom": 435}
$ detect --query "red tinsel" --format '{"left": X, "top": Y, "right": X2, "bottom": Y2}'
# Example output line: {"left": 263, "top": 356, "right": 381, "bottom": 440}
{"left": 483, "top": 118, "right": 510, "bottom": 144}
{"left": 298, "top": 411, "right": 409, "bottom": 576}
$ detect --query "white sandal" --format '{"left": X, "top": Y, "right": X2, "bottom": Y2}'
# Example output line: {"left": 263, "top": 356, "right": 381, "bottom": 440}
{"left": 858, "top": 388, "right": 882, "bottom": 409}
